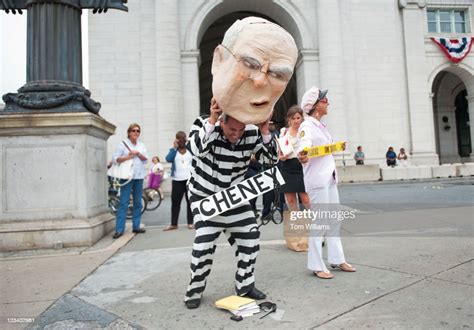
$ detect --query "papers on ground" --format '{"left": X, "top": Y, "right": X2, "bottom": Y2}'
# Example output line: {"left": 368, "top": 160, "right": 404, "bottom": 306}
{"left": 215, "top": 295, "right": 260, "bottom": 318}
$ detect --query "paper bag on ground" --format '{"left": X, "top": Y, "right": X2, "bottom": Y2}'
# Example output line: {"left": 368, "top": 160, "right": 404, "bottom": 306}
{"left": 283, "top": 210, "right": 310, "bottom": 252}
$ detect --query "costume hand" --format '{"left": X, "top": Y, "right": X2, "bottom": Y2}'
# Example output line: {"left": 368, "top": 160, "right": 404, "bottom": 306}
{"left": 208, "top": 97, "right": 222, "bottom": 125}
{"left": 298, "top": 150, "right": 309, "bottom": 164}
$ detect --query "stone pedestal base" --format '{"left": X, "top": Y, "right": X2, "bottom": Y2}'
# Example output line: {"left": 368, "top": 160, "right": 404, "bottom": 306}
{"left": 0, "top": 113, "right": 116, "bottom": 251}
{"left": 0, "top": 213, "right": 115, "bottom": 251}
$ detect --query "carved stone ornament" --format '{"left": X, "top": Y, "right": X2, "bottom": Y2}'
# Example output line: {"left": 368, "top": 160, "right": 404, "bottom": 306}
{"left": 3, "top": 81, "right": 101, "bottom": 114}
{"left": 399, "top": 0, "right": 427, "bottom": 9}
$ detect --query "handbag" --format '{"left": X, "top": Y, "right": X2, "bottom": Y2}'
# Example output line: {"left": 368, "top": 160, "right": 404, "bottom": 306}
{"left": 107, "top": 141, "right": 134, "bottom": 180}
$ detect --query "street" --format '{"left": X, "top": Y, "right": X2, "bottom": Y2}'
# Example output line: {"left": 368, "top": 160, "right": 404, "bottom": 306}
{"left": 5, "top": 177, "right": 473, "bottom": 329}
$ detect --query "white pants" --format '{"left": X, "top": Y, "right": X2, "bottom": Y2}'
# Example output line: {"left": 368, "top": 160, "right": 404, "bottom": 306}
{"left": 307, "top": 184, "right": 346, "bottom": 272}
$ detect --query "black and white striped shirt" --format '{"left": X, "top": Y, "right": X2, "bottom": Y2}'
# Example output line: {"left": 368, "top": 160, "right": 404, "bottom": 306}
{"left": 187, "top": 116, "right": 277, "bottom": 199}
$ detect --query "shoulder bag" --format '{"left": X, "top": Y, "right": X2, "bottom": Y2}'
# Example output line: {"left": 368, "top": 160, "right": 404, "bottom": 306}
{"left": 107, "top": 141, "right": 134, "bottom": 180}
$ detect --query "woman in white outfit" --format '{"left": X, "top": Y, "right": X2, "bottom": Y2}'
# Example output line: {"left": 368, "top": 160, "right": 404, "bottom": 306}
{"left": 297, "top": 86, "right": 356, "bottom": 279}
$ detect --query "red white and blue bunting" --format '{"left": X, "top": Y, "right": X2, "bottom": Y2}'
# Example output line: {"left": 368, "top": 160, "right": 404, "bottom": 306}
{"left": 431, "top": 37, "right": 474, "bottom": 63}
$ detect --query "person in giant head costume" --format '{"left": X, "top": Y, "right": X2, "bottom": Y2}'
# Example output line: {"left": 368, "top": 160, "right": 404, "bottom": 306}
{"left": 182, "top": 17, "right": 298, "bottom": 310}
{"left": 211, "top": 16, "right": 298, "bottom": 124}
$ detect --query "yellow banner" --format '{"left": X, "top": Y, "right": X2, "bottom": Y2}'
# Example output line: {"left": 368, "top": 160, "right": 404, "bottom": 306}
{"left": 304, "top": 141, "right": 345, "bottom": 158}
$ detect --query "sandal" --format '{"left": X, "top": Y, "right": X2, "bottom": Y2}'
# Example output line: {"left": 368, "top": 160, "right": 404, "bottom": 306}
{"left": 187, "top": 224, "right": 195, "bottom": 229}
{"left": 163, "top": 225, "right": 178, "bottom": 231}
{"left": 330, "top": 262, "right": 357, "bottom": 272}
{"left": 314, "top": 270, "right": 334, "bottom": 279}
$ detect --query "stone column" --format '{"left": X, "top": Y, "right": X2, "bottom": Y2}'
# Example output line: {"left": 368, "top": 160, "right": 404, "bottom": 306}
{"left": 467, "top": 95, "right": 474, "bottom": 160}
{"left": 317, "top": 0, "right": 347, "bottom": 164}
{"left": 295, "top": 49, "right": 320, "bottom": 103}
{"left": 155, "top": 0, "right": 183, "bottom": 157}
{"left": 181, "top": 50, "right": 201, "bottom": 131}
{"left": 399, "top": 0, "right": 438, "bottom": 164}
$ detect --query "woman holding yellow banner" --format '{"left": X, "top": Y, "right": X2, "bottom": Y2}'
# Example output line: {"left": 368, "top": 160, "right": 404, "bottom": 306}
{"left": 298, "top": 86, "right": 356, "bottom": 279}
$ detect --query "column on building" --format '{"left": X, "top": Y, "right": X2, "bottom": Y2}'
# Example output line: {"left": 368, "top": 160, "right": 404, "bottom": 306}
{"left": 181, "top": 50, "right": 201, "bottom": 130}
{"left": 317, "top": 0, "right": 347, "bottom": 163}
{"left": 295, "top": 49, "right": 319, "bottom": 103}
{"left": 467, "top": 95, "right": 474, "bottom": 160}
{"left": 155, "top": 0, "right": 183, "bottom": 157}
{"left": 140, "top": 3, "right": 158, "bottom": 158}
{"left": 399, "top": 0, "right": 438, "bottom": 164}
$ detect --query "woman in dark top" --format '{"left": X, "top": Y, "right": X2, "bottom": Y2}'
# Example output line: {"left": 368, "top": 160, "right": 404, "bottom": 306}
{"left": 386, "top": 147, "right": 397, "bottom": 167}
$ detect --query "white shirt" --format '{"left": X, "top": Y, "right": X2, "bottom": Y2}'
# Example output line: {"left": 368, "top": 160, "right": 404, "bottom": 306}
{"left": 111, "top": 138, "right": 148, "bottom": 179}
{"left": 297, "top": 116, "right": 337, "bottom": 189}
{"left": 280, "top": 127, "right": 300, "bottom": 159}
{"left": 151, "top": 162, "right": 164, "bottom": 174}
{"left": 173, "top": 151, "right": 192, "bottom": 181}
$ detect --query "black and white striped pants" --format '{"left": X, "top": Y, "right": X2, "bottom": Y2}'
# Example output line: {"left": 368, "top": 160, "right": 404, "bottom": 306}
{"left": 184, "top": 194, "right": 260, "bottom": 302}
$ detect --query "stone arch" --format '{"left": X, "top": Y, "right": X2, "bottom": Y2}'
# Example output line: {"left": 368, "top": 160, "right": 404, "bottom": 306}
{"left": 430, "top": 64, "right": 474, "bottom": 163}
{"left": 183, "top": 0, "right": 313, "bottom": 51}
{"left": 428, "top": 63, "right": 474, "bottom": 96}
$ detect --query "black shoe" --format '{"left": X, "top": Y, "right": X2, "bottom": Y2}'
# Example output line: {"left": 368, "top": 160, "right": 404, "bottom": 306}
{"left": 132, "top": 228, "right": 146, "bottom": 234}
{"left": 112, "top": 232, "right": 123, "bottom": 239}
{"left": 185, "top": 299, "right": 201, "bottom": 309}
{"left": 243, "top": 287, "right": 266, "bottom": 300}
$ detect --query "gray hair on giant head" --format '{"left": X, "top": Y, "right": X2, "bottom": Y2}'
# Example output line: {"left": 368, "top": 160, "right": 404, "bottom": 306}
{"left": 221, "top": 16, "right": 292, "bottom": 50}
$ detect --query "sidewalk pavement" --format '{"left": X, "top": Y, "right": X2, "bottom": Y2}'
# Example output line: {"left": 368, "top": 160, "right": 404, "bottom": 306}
{"left": 0, "top": 229, "right": 137, "bottom": 329}
{"left": 1, "top": 205, "right": 473, "bottom": 328}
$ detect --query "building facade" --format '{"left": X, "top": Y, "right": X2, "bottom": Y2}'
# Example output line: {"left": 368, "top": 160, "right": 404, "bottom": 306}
{"left": 2, "top": 0, "right": 473, "bottom": 165}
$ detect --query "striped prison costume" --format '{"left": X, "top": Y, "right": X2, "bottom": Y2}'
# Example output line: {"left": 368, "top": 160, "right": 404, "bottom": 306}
{"left": 184, "top": 115, "right": 277, "bottom": 302}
